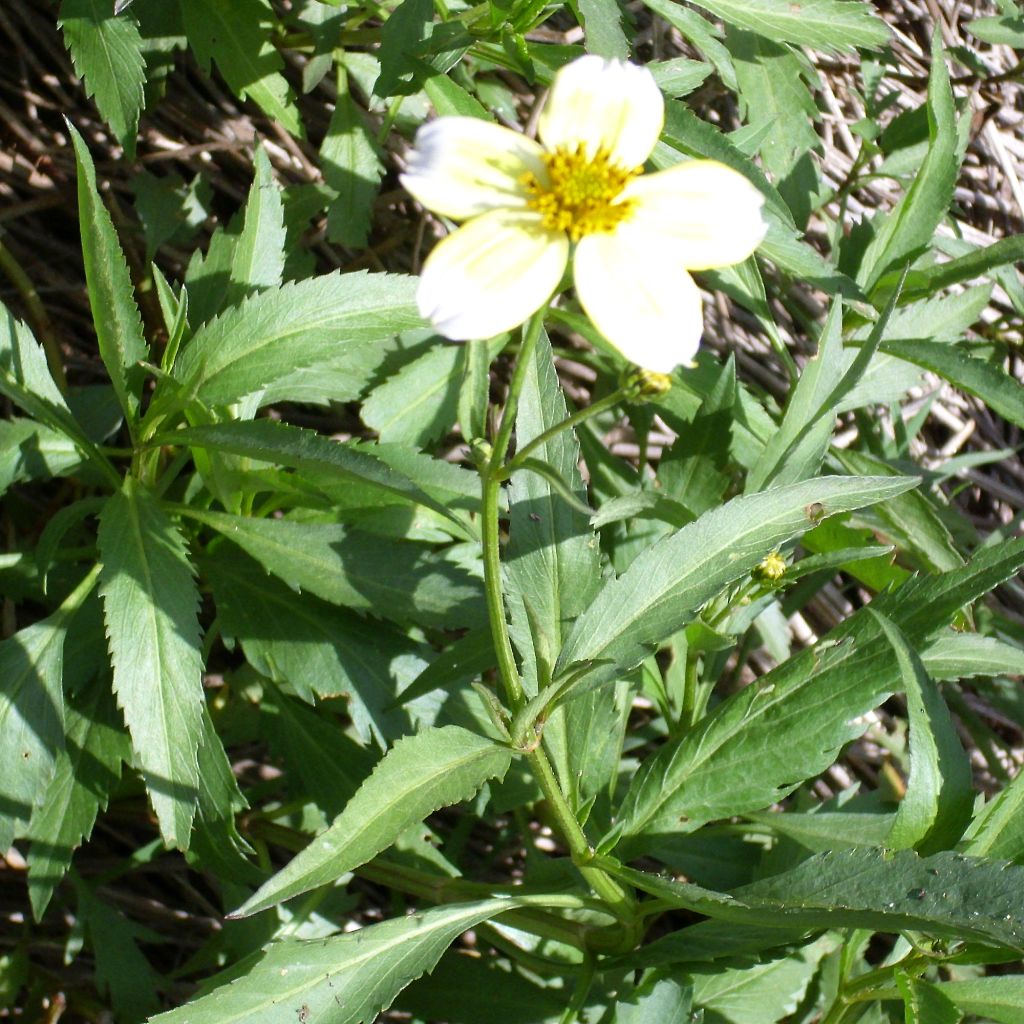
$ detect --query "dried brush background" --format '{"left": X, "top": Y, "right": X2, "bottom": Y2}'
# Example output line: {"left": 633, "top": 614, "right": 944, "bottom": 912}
{"left": 0, "top": 0, "right": 1022, "bottom": 1018}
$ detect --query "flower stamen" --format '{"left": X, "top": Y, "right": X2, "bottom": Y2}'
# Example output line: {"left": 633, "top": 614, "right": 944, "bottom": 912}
{"left": 521, "top": 144, "right": 640, "bottom": 241}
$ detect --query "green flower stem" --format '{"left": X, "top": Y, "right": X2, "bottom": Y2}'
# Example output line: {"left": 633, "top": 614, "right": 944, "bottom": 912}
{"left": 558, "top": 952, "right": 596, "bottom": 1024}
{"left": 480, "top": 309, "right": 637, "bottom": 930}
{"left": 499, "top": 384, "right": 634, "bottom": 481}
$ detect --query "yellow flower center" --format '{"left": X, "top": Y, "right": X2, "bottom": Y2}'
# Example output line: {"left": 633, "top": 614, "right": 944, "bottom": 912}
{"left": 521, "top": 144, "right": 639, "bottom": 241}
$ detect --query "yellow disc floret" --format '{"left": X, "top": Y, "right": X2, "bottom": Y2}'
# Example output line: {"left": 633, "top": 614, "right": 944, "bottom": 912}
{"left": 522, "top": 144, "right": 639, "bottom": 241}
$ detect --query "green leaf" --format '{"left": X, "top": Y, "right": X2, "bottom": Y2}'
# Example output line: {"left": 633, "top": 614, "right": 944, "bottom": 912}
{"left": 601, "top": 847, "right": 1024, "bottom": 951}
{"left": 182, "top": 508, "right": 485, "bottom": 630}
{"left": 171, "top": 271, "right": 423, "bottom": 407}
{"left": 322, "top": 68, "right": 384, "bottom": 248}
{"left": 896, "top": 972, "right": 962, "bottom": 1024}
{"left": 836, "top": 448, "right": 962, "bottom": 573}
{"left": 0, "top": 616, "right": 67, "bottom": 850}
{"left": 160, "top": 420, "right": 462, "bottom": 524}
{"left": 59, "top": 0, "right": 145, "bottom": 157}
{"left": 617, "top": 972, "right": 692, "bottom": 1023}
{"left": 857, "top": 34, "right": 961, "bottom": 289}
{"left": 922, "top": 633, "right": 1024, "bottom": 683}
{"left": 938, "top": 977, "right": 1024, "bottom": 1024}
{"left": 179, "top": 0, "right": 302, "bottom": 135}
{"left": 877, "top": 339, "right": 1024, "bottom": 430}
{"left": 0, "top": 418, "right": 86, "bottom": 496}
{"left": 374, "top": 0, "right": 434, "bottom": 97}
{"left": 362, "top": 341, "right": 464, "bottom": 446}
{"left": 69, "top": 125, "right": 148, "bottom": 424}
{"left": 875, "top": 612, "right": 973, "bottom": 855}
{"left": 422, "top": 66, "right": 493, "bottom": 119}
{"left": 690, "top": 0, "right": 889, "bottom": 52}
{"left": 964, "top": 769, "right": 1024, "bottom": 862}
{"left": 658, "top": 355, "right": 734, "bottom": 516}
{"left": 692, "top": 935, "right": 836, "bottom": 1024}
{"left": 204, "top": 546, "right": 421, "bottom": 745}
{"left": 98, "top": 480, "right": 204, "bottom": 848}
{"left": 579, "top": 0, "right": 630, "bottom": 60}
{"left": 966, "top": 13, "right": 1024, "bottom": 47}
{"left": 26, "top": 683, "right": 128, "bottom": 920}
{"left": 227, "top": 144, "right": 286, "bottom": 305}
{"left": 728, "top": 28, "right": 819, "bottom": 179}
{"left": 616, "top": 536, "right": 1024, "bottom": 840}
{"left": 555, "top": 475, "right": 918, "bottom": 691}
{"left": 73, "top": 877, "right": 161, "bottom": 1020}
{"left": 505, "top": 331, "right": 607, "bottom": 806}
{"left": 891, "top": 236, "right": 1024, "bottom": 303}
{"left": 233, "top": 726, "right": 512, "bottom": 916}
{"left": 153, "top": 897, "right": 550, "bottom": 1024}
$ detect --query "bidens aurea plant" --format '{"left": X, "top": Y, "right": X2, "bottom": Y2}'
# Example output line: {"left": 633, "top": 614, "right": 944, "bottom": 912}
{"left": 402, "top": 55, "right": 767, "bottom": 372}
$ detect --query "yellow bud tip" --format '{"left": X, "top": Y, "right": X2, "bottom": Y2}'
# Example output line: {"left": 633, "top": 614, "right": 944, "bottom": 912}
{"left": 754, "top": 551, "right": 787, "bottom": 583}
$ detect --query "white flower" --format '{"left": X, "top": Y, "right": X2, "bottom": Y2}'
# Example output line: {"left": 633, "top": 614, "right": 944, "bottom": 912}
{"left": 401, "top": 56, "right": 767, "bottom": 373}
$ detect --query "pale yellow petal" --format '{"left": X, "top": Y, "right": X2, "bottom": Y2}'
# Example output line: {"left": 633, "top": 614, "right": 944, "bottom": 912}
{"left": 538, "top": 56, "right": 664, "bottom": 169}
{"left": 619, "top": 159, "right": 767, "bottom": 270}
{"left": 573, "top": 227, "right": 704, "bottom": 372}
{"left": 401, "top": 118, "right": 548, "bottom": 220}
{"left": 418, "top": 210, "right": 569, "bottom": 340}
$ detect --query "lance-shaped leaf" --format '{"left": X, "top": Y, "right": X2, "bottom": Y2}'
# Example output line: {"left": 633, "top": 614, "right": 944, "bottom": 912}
{"left": 27, "top": 683, "right": 129, "bottom": 919}
{"left": 181, "top": 508, "right": 484, "bottom": 629}
{"left": 896, "top": 973, "right": 961, "bottom": 1024}
{"left": 179, "top": 0, "right": 302, "bottom": 135}
{"left": 601, "top": 847, "right": 1024, "bottom": 952}
{"left": 60, "top": 0, "right": 145, "bottom": 157}
{"left": 0, "top": 616, "right": 67, "bottom": 851}
{"left": 617, "top": 537, "right": 1024, "bottom": 840}
{"left": 171, "top": 271, "right": 423, "bottom": 408}
{"left": 227, "top": 144, "right": 286, "bottom": 305}
{"left": 233, "top": 725, "right": 512, "bottom": 917}
{"left": 877, "top": 612, "right": 974, "bottom": 855}
{"left": 69, "top": 125, "right": 148, "bottom": 424}
{"left": 938, "top": 976, "right": 1024, "bottom": 1024}
{"left": 160, "top": 419, "right": 465, "bottom": 525}
{"left": 554, "top": 475, "right": 917, "bottom": 689}
{"left": 98, "top": 480, "right": 204, "bottom": 848}
{"left": 691, "top": 0, "right": 889, "bottom": 52}
{"left": 153, "top": 896, "right": 552, "bottom": 1024}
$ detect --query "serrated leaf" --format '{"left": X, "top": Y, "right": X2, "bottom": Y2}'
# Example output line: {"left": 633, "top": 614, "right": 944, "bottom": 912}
{"left": 171, "top": 271, "right": 423, "bottom": 407}
{"left": 179, "top": 0, "right": 302, "bottom": 135}
{"left": 183, "top": 508, "right": 484, "bottom": 630}
{"left": 505, "top": 331, "right": 605, "bottom": 805}
{"left": 98, "top": 480, "right": 204, "bottom": 848}
{"left": 60, "top": 0, "right": 145, "bottom": 157}
{"left": 691, "top": 0, "right": 889, "bottom": 52}
{"left": 964, "top": 769, "right": 1024, "bottom": 863}
{"left": 69, "top": 125, "right": 148, "bottom": 424}
{"left": 896, "top": 972, "right": 962, "bottom": 1024}
{"left": 602, "top": 847, "right": 1024, "bottom": 951}
{"left": 555, "top": 475, "right": 918, "bottom": 690}
{"left": 322, "top": 68, "right": 384, "bottom": 248}
{"left": 374, "top": 0, "right": 433, "bottom": 97}
{"left": 362, "top": 341, "right": 464, "bottom": 446}
{"left": 0, "top": 418, "right": 86, "bottom": 496}
{"left": 228, "top": 145, "right": 285, "bottom": 305}
{"left": 26, "top": 683, "right": 128, "bottom": 919}
{"left": 857, "top": 34, "right": 961, "bottom": 289}
{"left": 0, "top": 616, "right": 67, "bottom": 850}
{"left": 616, "top": 537, "right": 1024, "bottom": 840}
{"left": 153, "top": 896, "right": 548, "bottom": 1024}
{"left": 160, "top": 420, "right": 463, "bottom": 524}
{"left": 73, "top": 877, "right": 161, "bottom": 1020}
{"left": 617, "top": 972, "right": 692, "bottom": 1023}
{"left": 728, "top": 28, "right": 819, "bottom": 179}
{"left": 876, "top": 612, "right": 973, "bottom": 855}
{"left": 234, "top": 726, "right": 512, "bottom": 916}
{"left": 205, "top": 546, "right": 420, "bottom": 745}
